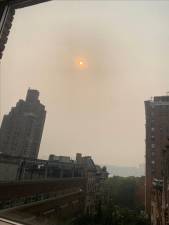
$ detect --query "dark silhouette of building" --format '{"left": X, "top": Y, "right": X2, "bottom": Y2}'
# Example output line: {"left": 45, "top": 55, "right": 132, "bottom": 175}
{"left": 0, "top": 89, "right": 46, "bottom": 159}
{"left": 145, "top": 95, "right": 169, "bottom": 216}
{"left": 0, "top": 152, "right": 108, "bottom": 224}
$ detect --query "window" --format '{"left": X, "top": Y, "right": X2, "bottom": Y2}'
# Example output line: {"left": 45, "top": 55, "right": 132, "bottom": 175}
{"left": 151, "top": 136, "right": 155, "bottom": 141}
{"left": 151, "top": 143, "right": 155, "bottom": 148}
{"left": 152, "top": 151, "right": 155, "bottom": 156}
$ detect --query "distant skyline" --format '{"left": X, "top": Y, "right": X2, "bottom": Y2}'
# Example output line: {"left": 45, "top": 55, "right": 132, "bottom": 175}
{"left": 1, "top": 0, "right": 169, "bottom": 166}
{"left": 107, "top": 164, "right": 145, "bottom": 177}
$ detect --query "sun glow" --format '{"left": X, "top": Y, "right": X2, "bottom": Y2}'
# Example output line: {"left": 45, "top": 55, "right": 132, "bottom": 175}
{"left": 75, "top": 57, "right": 88, "bottom": 70}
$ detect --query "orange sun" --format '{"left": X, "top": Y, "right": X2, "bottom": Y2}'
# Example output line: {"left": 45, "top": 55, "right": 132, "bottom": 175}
{"left": 75, "top": 58, "right": 88, "bottom": 70}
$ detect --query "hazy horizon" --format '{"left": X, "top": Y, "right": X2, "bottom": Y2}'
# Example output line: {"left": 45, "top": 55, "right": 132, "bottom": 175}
{"left": 1, "top": 1, "right": 169, "bottom": 166}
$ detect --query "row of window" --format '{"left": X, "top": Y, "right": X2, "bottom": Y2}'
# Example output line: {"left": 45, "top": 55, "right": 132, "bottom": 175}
{"left": 150, "top": 127, "right": 169, "bottom": 133}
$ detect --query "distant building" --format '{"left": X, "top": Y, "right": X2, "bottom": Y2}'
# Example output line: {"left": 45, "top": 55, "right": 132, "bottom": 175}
{"left": 106, "top": 164, "right": 145, "bottom": 177}
{"left": 49, "top": 154, "right": 71, "bottom": 163}
{"left": 145, "top": 95, "right": 169, "bottom": 216}
{"left": 0, "top": 152, "right": 108, "bottom": 216}
{"left": 0, "top": 89, "right": 46, "bottom": 159}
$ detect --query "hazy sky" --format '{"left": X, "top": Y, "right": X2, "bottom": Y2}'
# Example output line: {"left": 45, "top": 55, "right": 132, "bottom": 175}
{"left": 1, "top": 0, "right": 169, "bottom": 166}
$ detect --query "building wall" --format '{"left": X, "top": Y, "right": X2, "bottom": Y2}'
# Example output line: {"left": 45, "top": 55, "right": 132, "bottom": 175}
{"left": 145, "top": 96, "right": 169, "bottom": 216}
{"left": 0, "top": 89, "right": 46, "bottom": 159}
{"left": 0, "top": 163, "right": 18, "bottom": 181}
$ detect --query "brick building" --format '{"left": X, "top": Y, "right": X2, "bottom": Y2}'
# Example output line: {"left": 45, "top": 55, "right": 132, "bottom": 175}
{"left": 0, "top": 89, "right": 46, "bottom": 159}
{"left": 145, "top": 95, "right": 169, "bottom": 216}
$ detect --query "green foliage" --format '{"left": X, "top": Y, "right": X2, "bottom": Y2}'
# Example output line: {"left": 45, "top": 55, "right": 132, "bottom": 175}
{"left": 100, "top": 176, "right": 144, "bottom": 210}
{"left": 74, "top": 206, "right": 149, "bottom": 225}
{"left": 95, "top": 204, "right": 149, "bottom": 225}
{"left": 73, "top": 176, "right": 149, "bottom": 225}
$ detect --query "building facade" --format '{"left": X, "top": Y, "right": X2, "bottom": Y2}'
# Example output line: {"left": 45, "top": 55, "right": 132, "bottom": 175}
{"left": 0, "top": 89, "right": 46, "bottom": 159}
{"left": 0, "top": 152, "right": 108, "bottom": 218}
{"left": 145, "top": 96, "right": 169, "bottom": 217}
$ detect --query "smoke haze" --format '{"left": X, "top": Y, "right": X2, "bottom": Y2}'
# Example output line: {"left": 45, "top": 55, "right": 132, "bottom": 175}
{"left": 1, "top": 1, "right": 169, "bottom": 166}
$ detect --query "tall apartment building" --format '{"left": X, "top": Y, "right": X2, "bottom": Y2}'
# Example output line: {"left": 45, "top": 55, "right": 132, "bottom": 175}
{"left": 0, "top": 89, "right": 46, "bottom": 159}
{"left": 145, "top": 95, "right": 169, "bottom": 215}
